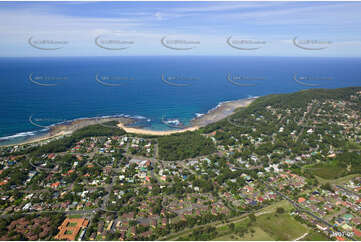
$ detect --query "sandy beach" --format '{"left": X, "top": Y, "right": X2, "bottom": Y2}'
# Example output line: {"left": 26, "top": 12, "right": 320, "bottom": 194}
{"left": 116, "top": 97, "right": 256, "bottom": 136}
{"left": 2, "top": 97, "right": 256, "bottom": 146}
{"left": 116, "top": 123, "right": 200, "bottom": 136}
{"left": 13, "top": 131, "right": 72, "bottom": 147}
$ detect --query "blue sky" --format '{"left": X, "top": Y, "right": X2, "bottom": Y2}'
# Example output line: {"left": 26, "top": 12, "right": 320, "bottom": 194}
{"left": 1, "top": 1, "right": 361, "bottom": 57}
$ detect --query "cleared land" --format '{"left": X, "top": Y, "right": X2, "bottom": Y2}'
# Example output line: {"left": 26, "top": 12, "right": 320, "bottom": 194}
{"left": 316, "top": 173, "right": 361, "bottom": 185}
{"left": 167, "top": 200, "right": 292, "bottom": 241}
{"left": 303, "top": 230, "right": 331, "bottom": 241}
{"left": 237, "top": 226, "right": 274, "bottom": 241}
{"left": 213, "top": 212, "right": 309, "bottom": 241}
{"left": 253, "top": 212, "right": 308, "bottom": 240}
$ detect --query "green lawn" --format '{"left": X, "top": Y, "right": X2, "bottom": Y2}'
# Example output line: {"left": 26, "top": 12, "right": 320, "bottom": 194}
{"left": 170, "top": 200, "right": 308, "bottom": 241}
{"left": 67, "top": 222, "right": 77, "bottom": 227}
{"left": 212, "top": 234, "right": 241, "bottom": 241}
{"left": 254, "top": 212, "right": 308, "bottom": 240}
{"left": 307, "top": 152, "right": 361, "bottom": 179}
{"left": 212, "top": 212, "right": 308, "bottom": 241}
{"left": 308, "top": 165, "right": 347, "bottom": 179}
{"left": 303, "top": 230, "right": 331, "bottom": 241}
{"left": 256, "top": 200, "right": 292, "bottom": 214}
{"left": 68, "top": 214, "right": 83, "bottom": 219}
{"left": 316, "top": 173, "right": 360, "bottom": 185}
{"left": 238, "top": 226, "right": 274, "bottom": 241}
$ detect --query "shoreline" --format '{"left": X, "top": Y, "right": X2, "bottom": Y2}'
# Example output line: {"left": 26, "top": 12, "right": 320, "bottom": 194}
{"left": 190, "top": 97, "right": 257, "bottom": 127}
{"left": 116, "top": 123, "right": 200, "bottom": 136}
{"left": 0, "top": 116, "right": 135, "bottom": 147}
{"left": 0, "top": 97, "right": 257, "bottom": 146}
{"left": 116, "top": 97, "right": 257, "bottom": 136}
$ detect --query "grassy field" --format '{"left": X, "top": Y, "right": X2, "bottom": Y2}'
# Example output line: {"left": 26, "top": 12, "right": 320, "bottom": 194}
{"left": 253, "top": 212, "right": 308, "bottom": 240}
{"left": 68, "top": 214, "right": 83, "bottom": 218}
{"left": 169, "top": 200, "right": 306, "bottom": 241}
{"left": 238, "top": 226, "right": 274, "bottom": 241}
{"left": 212, "top": 227, "right": 274, "bottom": 241}
{"left": 316, "top": 173, "right": 360, "bottom": 185}
{"left": 212, "top": 234, "right": 241, "bottom": 241}
{"left": 307, "top": 163, "right": 347, "bottom": 179}
{"left": 303, "top": 230, "right": 331, "bottom": 241}
{"left": 307, "top": 151, "right": 361, "bottom": 179}
{"left": 211, "top": 211, "right": 308, "bottom": 241}
{"left": 256, "top": 200, "right": 292, "bottom": 214}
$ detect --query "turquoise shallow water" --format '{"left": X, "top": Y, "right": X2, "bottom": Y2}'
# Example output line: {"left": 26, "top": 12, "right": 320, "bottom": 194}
{"left": 0, "top": 56, "right": 360, "bottom": 145}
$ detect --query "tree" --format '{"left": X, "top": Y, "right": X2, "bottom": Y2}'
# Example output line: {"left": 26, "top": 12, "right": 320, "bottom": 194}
{"left": 320, "top": 182, "right": 333, "bottom": 192}
{"left": 228, "top": 222, "right": 235, "bottom": 231}
{"left": 248, "top": 213, "right": 256, "bottom": 222}
{"left": 276, "top": 207, "right": 285, "bottom": 214}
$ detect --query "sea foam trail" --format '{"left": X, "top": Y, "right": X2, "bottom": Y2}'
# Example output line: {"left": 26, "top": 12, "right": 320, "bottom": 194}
{"left": 0, "top": 129, "right": 47, "bottom": 141}
{"left": 0, "top": 113, "right": 149, "bottom": 144}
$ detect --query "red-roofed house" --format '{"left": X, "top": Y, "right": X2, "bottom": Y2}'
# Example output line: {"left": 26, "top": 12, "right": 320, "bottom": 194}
{"left": 353, "top": 228, "right": 361, "bottom": 238}
{"left": 48, "top": 153, "right": 56, "bottom": 159}
{"left": 51, "top": 182, "right": 60, "bottom": 188}
{"left": 65, "top": 170, "right": 74, "bottom": 176}
{"left": 298, "top": 197, "right": 306, "bottom": 203}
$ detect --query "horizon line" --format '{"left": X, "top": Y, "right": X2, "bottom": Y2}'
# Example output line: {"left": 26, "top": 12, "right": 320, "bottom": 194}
{"left": 1, "top": 55, "right": 361, "bottom": 58}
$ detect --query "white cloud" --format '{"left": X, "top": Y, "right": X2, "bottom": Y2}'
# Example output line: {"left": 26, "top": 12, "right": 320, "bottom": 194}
{"left": 0, "top": 2, "right": 360, "bottom": 57}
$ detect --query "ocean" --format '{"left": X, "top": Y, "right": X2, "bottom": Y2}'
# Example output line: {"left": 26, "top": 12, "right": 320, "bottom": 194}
{"left": 0, "top": 56, "right": 360, "bottom": 145}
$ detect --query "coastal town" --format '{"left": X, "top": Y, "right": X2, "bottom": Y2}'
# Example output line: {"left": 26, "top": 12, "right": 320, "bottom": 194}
{"left": 0, "top": 87, "right": 360, "bottom": 241}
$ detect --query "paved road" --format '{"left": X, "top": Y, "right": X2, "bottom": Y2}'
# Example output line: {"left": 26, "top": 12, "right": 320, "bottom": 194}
{"left": 335, "top": 185, "right": 360, "bottom": 197}
{"left": 295, "top": 103, "right": 318, "bottom": 142}
{"left": 154, "top": 143, "right": 159, "bottom": 159}
{"left": 294, "top": 232, "right": 309, "bottom": 241}
{"left": 0, "top": 208, "right": 97, "bottom": 218}
{"left": 29, "top": 159, "right": 57, "bottom": 173}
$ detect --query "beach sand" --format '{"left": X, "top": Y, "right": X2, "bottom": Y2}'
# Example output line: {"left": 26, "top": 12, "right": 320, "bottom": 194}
{"left": 116, "top": 123, "right": 200, "bottom": 136}
{"left": 3, "top": 97, "right": 256, "bottom": 146}
{"left": 14, "top": 131, "right": 72, "bottom": 147}
{"left": 117, "top": 97, "right": 256, "bottom": 136}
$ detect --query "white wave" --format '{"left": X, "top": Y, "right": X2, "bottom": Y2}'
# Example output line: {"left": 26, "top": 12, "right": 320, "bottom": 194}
{"left": 0, "top": 129, "right": 47, "bottom": 141}
{"left": 132, "top": 115, "right": 147, "bottom": 119}
{"left": 3, "top": 112, "right": 155, "bottom": 144}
